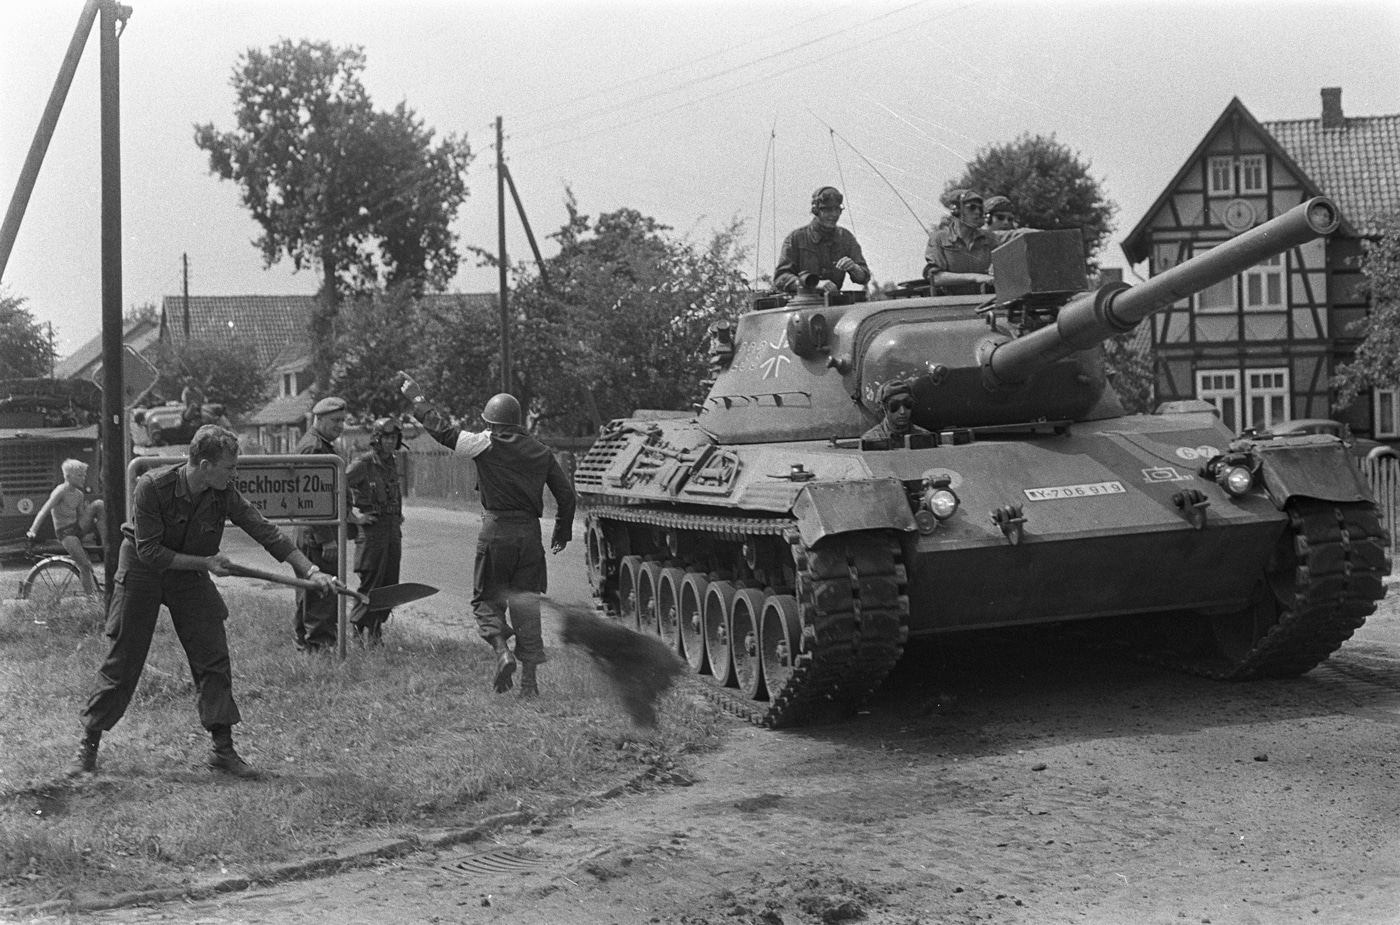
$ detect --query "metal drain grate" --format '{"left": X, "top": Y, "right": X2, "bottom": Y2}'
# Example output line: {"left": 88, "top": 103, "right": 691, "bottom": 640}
{"left": 444, "top": 848, "right": 546, "bottom": 877}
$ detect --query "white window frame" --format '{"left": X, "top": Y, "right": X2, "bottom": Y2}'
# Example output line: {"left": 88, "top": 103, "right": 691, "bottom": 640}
{"left": 1197, "top": 370, "right": 1241, "bottom": 432}
{"left": 1245, "top": 367, "right": 1290, "bottom": 431}
{"left": 1243, "top": 254, "right": 1286, "bottom": 310}
{"left": 1376, "top": 388, "right": 1399, "bottom": 438}
{"left": 1192, "top": 245, "right": 1236, "bottom": 313}
{"left": 1208, "top": 156, "right": 1235, "bottom": 196}
{"left": 1239, "top": 155, "right": 1266, "bottom": 193}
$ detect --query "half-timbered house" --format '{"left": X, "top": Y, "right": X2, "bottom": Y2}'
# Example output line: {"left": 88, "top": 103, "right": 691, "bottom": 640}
{"left": 1121, "top": 88, "right": 1400, "bottom": 444}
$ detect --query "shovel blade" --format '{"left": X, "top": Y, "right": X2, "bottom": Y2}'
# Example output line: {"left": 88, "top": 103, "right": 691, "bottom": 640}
{"left": 365, "top": 582, "right": 439, "bottom": 610}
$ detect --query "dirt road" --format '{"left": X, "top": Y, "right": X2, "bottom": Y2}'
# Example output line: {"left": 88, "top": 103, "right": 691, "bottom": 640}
{"left": 18, "top": 506, "right": 1400, "bottom": 924}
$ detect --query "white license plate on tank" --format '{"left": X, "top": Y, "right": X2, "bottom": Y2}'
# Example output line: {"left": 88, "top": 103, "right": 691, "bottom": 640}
{"left": 1023, "top": 481, "right": 1126, "bottom": 501}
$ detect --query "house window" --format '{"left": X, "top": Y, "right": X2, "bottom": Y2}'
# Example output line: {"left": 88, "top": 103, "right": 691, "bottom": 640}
{"left": 1376, "top": 389, "right": 1399, "bottom": 438}
{"left": 1243, "top": 254, "right": 1285, "bottom": 309}
{"left": 1245, "top": 368, "right": 1289, "bottom": 431}
{"left": 282, "top": 373, "right": 293, "bottom": 397}
{"left": 1192, "top": 245, "right": 1235, "bottom": 312}
{"left": 1208, "top": 156, "right": 1234, "bottom": 196}
{"left": 1239, "top": 155, "right": 1265, "bottom": 193}
{"left": 1197, "top": 370, "right": 1241, "bottom": 432}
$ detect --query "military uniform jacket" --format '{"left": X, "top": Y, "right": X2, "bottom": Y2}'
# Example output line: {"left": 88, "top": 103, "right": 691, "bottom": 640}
{"left": 414, "top": 403, "right": 576, "bottom": 549}
{"left": 924, "top": 223, "right": 999, "bottom": 289}
{"left": 861, "top": 419, "right": 934, "bottom": 442}
{"left": 125, "top": 464, "right": 295, "bottom": 573}
{"left": 346, "top": 450, "right": 404, "bottom": 526}
{"left": 294, "top": 428, "right": 342, "bottom": 547}
{"left": 774, "top": 220, "right": 870, "bottom": 293}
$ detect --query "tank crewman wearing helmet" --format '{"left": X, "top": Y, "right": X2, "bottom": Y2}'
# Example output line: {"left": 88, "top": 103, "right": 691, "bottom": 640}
{"left": 292, "top": 396, "right": 360, "bottom": 652}
{"left": 923, "top": 189, "right": 998, "bottom": 295}
{"left": 861, "top": 380, "right": 933, "bottom": 443}
{"left": 396, "top": 373, "right": 576, "bottom": 698}
{"left": 983, "top": 195, "right": 1017, "bottom": 237}
{"left": 345, "top": 417, "right": 406, "bottom": 646}
{"left": 774, "top": 186, "right": 872, "bottom": 295}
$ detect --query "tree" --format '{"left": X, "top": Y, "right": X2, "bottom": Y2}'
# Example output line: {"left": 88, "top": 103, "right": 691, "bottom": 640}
{"left": 0, "top": 291, "right": 56, "bottom": 379}
{"left": 328, "top": 285, "right": 427, "bottom": 418}
{"left": 506, "top": 196, "right": 751, "bottom": 433}
{"left": 1334, "top": 213, "right": 1400, "bottom": 410}
{"left": 948, "top": 133, "right": 1118, "bottom": 265}
{"left": 194, "top": 39, "right": 473, "bottom": 387}
{"left": 151, "top": 338, "right": 268, "bottom": 419}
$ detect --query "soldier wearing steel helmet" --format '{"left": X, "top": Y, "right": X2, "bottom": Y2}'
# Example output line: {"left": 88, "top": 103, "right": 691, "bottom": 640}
{"left": 346, "top": 417, "right": 407, "bottom": 647}
{"left": 396, "top": 374, "right": 576, "bottom": 698}
{"left": 773, "top": 186, "right": 871, "bottom": 296}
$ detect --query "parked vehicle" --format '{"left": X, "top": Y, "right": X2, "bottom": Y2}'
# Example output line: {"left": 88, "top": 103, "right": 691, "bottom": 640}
{"left": 0, "top": 378, "right": 101, "bottom": 554}
{"left": 1245, "top": 418, "right": 1398, "bottom": 462}
{"left": 575, "top": 198, "right": 1389, "bottom": 727}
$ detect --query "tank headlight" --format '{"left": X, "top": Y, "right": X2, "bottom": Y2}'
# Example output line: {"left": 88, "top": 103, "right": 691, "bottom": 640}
{"left": 927, "top": 489, "right": 959, "bottom": 519}
{"left": 1221, "top": 465, "right": 1254, "bottom": 496}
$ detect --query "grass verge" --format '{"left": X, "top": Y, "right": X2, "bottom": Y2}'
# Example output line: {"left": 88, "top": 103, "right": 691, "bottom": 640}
{"left": 0, "top": 588, "right": 725, "bottom": 909}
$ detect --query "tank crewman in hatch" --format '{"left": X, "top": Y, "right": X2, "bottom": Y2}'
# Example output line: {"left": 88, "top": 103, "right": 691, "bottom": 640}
{"left": 924, "top": 189, "right": 998, "bottom": 295}
{"left": 983, "top": 195, "right": 1018, "bottom": 238}
{"left": 862, "top": 380, "right": 933, "bottom": 443}
{"left": 774, "top": 186, "right": 872, "bottom": 295}
{"left": 346, "top": 417, "right": 406, "bottom": 647}
{"left": 397, "top": 373, "right": 576, "bottom": 698}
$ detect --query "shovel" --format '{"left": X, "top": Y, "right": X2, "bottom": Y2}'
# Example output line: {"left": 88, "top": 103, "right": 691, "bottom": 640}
{"left": 224, "top": 562, "right": 440, "bottom": 610}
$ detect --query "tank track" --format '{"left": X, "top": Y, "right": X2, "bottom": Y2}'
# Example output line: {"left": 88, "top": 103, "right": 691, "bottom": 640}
{"left": 587, "top": 506, "right": 909, "bottom": 727}
{"left": 1144, "top": 498, "right": 1389, "bottom": 680}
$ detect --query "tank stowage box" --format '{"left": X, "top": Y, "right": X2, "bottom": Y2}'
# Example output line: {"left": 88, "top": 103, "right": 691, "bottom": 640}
{"left": 576, "top": 198, "right": 1388, "bottom": 727}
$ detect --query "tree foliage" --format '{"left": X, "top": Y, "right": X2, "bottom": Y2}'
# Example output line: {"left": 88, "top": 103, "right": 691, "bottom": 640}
{"left": 948, "top": 133, "right": 1118, "bottom": 265}
{"left": 151, "top": 338, "right": 268, "bottom": 419}
{"left": 0, "top": 291, "right": 56, "bottom": 379}
{"left": 194, "top": 39, "right": 473, "bottom": 387}
{"left": 507, "top": 195, "right": 752, "bottom": 433}
{"left": 1334, "top": 213, "right": 1400, "bottom": 410}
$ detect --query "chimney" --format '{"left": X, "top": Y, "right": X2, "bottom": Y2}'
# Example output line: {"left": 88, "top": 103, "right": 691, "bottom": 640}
{"left": 1321, "top": 87, "right": 1344, "bottom": 130}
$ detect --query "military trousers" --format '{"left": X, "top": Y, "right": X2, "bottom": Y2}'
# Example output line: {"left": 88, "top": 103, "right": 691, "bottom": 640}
{"left": 472, "top": 513, "right": 548, "bottom": 665}
{"left": 81, "top": 540, "right": 237, "bottom": 734}
{"left": 294, "top": 542, "right": 340, "bottom": 650}
{"left": 351, "top": 518, "right": 402, "bottom": 638}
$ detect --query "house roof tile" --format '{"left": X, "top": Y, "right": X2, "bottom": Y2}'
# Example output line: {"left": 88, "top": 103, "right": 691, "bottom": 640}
{"left": 1263, "top": 114, "right": 1400, "bottom": 237}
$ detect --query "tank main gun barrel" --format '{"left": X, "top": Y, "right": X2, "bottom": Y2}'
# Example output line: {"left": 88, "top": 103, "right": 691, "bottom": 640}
{"left": 982, "top": 197, "right": 1341, "bottom": 390}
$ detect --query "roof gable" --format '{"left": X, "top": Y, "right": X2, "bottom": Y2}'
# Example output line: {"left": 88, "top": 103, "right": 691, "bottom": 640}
{"left": 161, "top": 295, "right": 315, "bottom": 371}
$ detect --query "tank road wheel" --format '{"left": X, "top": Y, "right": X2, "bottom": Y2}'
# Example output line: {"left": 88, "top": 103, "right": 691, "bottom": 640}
{"left": 760, "top": 594, "right": 802, "bottom": 701}
{"left": 679, "top": 572, "right": 709, "bottom": 672}
{"left": 637, "top": 562, "right": 664, "bottom": 635}
{"left": 729, "top": 588, "right": 766, "bottom": 699}
{"left": 703, "top": 580, "right": 737, "bottom": 686}
{"left": 656, "top": 567, "right": 686, "bottom": 651}
{"left": 585, "top": 518, "right": 615, "bottom": 601}
{"left": 618, "top": 556, "right": 644, "bottom": 630}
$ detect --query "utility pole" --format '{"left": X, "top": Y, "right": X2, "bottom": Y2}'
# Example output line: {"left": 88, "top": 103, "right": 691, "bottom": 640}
{"left": 99, "top": 0, "right": 130, "bottom": 597}
{"left": 182, "top": 252, "right": 190, "bottom": 336}
{"left": 496, "top": 116, "right": 511, "bottom": 393}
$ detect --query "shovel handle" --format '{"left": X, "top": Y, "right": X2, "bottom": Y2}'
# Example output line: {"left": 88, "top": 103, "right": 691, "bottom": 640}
{"left": 224, "top": 562, "right": 368, "bottom": 604}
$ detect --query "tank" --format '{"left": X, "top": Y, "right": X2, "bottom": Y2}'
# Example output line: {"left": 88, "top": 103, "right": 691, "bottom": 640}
{"left": 575, "top": 197, "right": 1389, "bottom": 726}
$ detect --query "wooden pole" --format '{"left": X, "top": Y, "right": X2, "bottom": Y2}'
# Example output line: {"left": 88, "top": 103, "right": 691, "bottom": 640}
{"left": 496, "top": 116, "right": 511, "bottom": 393}
{"left": 99, "top": 0, "right": 129, "bottom": 597}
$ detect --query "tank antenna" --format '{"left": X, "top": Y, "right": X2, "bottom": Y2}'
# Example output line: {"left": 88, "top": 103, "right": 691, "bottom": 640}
{"left": 828, "top": 128, "right": 854, "bottom": 235}
{"left": 809, "top": 109, "right": 927, "bottom": 236}
{"left": 754, "top": 124, "right": 777, "bottom": 286}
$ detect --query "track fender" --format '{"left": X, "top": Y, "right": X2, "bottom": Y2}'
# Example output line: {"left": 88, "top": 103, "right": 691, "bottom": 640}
{"left": 792, "top": 479, "right": 916, "bottom": 547}
{"left": 1255, "top": 441, "right": 1373, "bottom": 507}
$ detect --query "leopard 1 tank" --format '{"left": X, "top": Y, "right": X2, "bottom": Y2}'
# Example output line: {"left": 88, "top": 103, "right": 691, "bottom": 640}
{"left": 574, "top": 197, "right": 1388, "bottom": 726}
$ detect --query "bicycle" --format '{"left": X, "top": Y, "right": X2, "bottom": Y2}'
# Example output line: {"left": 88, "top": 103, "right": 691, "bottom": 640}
{"left": 18, "top": 540, "right": 105, "bottom": 613}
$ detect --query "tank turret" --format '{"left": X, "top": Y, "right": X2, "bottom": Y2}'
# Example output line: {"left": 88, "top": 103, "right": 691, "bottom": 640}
{"left": 698, "top": 198, "right": 1340, "bottom": 442}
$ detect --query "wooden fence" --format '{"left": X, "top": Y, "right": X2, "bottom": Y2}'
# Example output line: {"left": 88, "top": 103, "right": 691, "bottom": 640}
{"left": 1360, "top": 456, "right": 1400, "bottom": 545}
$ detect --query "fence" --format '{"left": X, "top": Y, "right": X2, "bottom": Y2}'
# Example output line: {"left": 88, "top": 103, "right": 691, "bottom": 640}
{"left": 1360, "top": 456, "right": 1400, "bottom": 545}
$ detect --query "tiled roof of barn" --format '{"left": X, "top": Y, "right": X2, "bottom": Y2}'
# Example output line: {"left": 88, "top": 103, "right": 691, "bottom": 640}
{"left": 1264, "top": 113, "right": 1400, "bottom": 237}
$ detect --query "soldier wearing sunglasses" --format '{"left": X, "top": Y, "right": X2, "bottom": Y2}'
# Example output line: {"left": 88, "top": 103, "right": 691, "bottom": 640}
{"left": 862, "top": 380, "right": 932, "bottom": 442}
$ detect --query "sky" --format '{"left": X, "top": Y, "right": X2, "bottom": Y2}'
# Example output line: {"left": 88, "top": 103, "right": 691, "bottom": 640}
{"left": 2, "top": 0, "right": 1399, "bottom": 358}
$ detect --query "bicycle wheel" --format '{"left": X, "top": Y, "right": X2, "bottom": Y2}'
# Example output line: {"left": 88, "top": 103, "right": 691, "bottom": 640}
{"left": 20, "top": 557, "right": 85, "bottom": 609}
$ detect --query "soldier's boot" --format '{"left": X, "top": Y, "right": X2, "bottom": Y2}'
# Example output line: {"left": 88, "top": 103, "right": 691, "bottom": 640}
{"left": 490, "top": 635, "right": 516, "bottom": 693}
{"left": 207, "top": 725, "right": 261, "bottom": 780}
{"left": 68, "top": 730, "right": 100, "bottom": 777}
{"left": 519, "top": 662, "right": 539, "bottom": 698}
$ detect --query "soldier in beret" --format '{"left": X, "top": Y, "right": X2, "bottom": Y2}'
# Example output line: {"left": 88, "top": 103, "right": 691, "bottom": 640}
{"left": 863, "top": 380, "right": 933, "bottom": 443}
{"left": 293, "top": 396, "right": 356, "bottom": 651}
